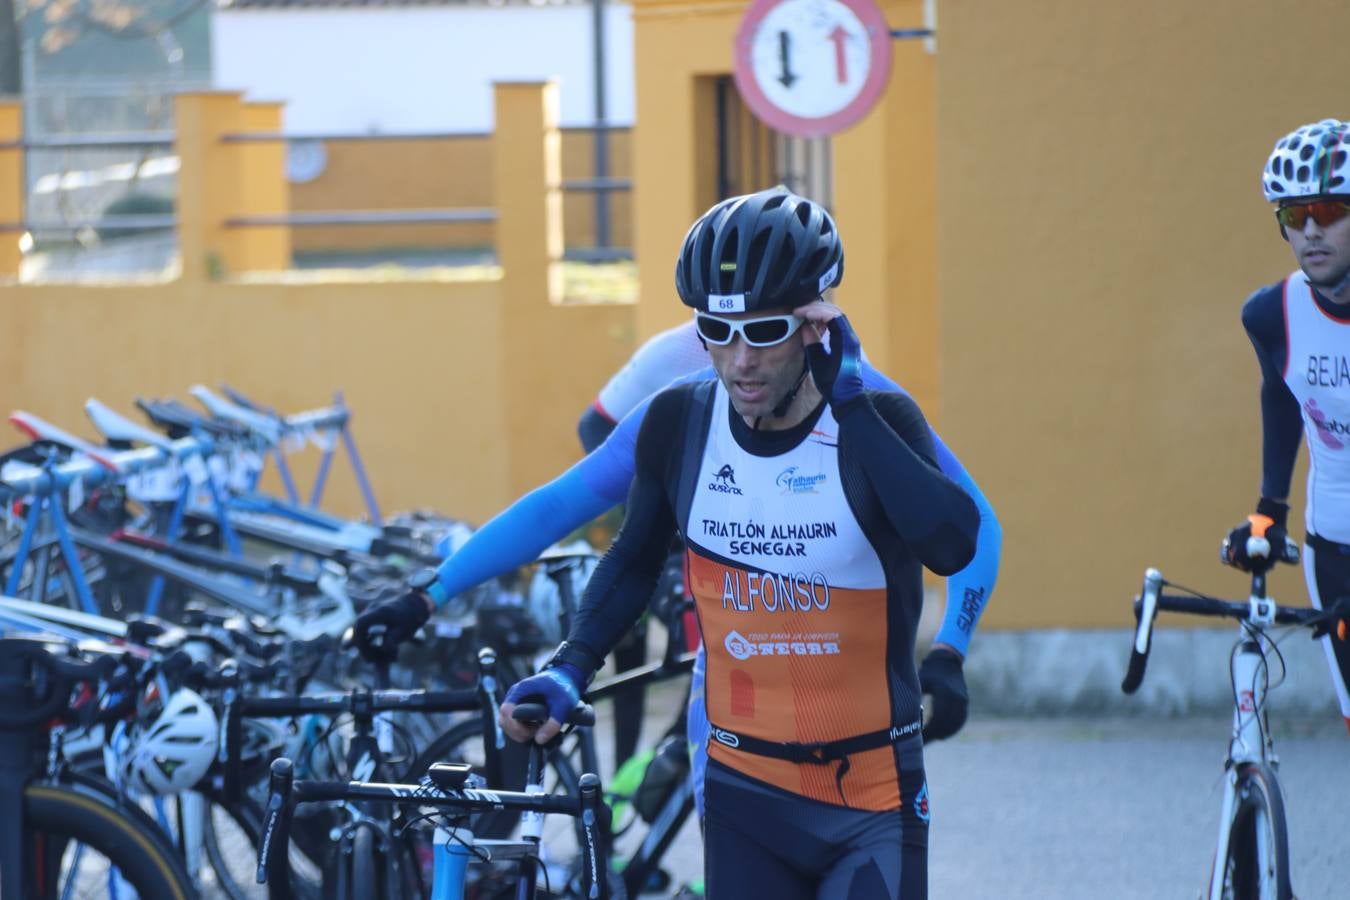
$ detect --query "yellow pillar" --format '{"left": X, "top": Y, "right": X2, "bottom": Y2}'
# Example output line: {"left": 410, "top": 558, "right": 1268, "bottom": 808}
{"left": 239, "top": 101, "right": 292, "bottom": 271}
{"left": 631, "top": 0, "right": 746, "bottom": 340}
{"left": 0, "top": 99, "right": 21, "bottom": 279}
{"left": 832, "top": 0, "right": 937, "bottom": 418}
{"left": 493, "top": 80, "right": 567, "bottom": 497}
{"left": 174, "top": 91, "right": 245, "bottom": 281}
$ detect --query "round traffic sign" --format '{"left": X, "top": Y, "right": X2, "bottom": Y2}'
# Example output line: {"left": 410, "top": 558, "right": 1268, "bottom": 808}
{"left": 733, "top": 0, "right": 893, "bottom": 138}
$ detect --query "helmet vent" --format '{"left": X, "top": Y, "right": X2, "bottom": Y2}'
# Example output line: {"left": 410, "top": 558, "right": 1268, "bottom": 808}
{"left": 1300, "top": 144, "right": 1316, "bottom": 162}
{"left": 1297, "top": 165, "right": 1311, "bottom": 182}
{"left": 746, "top": 229, "right": 772, "bottom": 295}
{"left": 793, "top": 200, "right": 812, "bottom": 227}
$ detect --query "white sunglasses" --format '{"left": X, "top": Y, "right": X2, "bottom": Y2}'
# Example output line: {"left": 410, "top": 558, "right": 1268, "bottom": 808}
{"left": 694, "top": 313, "right": 805, "bottom": 347}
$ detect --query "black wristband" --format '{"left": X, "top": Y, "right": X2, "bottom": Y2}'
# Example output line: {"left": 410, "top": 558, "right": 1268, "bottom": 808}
{"left": 1256, "top": 497, "right": 1290, "bottom": 527}
{"left": 543, "top": 641, "right": 604, "bottom": 685}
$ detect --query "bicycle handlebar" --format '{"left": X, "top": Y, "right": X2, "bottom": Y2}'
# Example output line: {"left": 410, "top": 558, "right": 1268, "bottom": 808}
{"left": 256, "top": 757, "right": 608, "bottom": 897}
{"left": 1121, "top": 565, "right": 1326, "bottom": 695}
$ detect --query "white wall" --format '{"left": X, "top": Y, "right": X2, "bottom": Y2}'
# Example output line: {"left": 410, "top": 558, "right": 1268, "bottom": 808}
{"left": 212, "top": 6, "right": 635, "bottom": 134}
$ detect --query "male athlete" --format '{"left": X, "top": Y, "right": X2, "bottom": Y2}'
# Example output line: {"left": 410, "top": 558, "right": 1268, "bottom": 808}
{"left": 500, "top": 188, "right": 980, "bottom": 897}
{"left": 1221, "top": 119, "right": 1350, "bottom": 730}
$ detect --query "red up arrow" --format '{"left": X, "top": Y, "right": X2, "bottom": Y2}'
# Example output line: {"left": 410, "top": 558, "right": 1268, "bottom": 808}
{"left": 828, "top": 25, "right": 849, "bottom": 84}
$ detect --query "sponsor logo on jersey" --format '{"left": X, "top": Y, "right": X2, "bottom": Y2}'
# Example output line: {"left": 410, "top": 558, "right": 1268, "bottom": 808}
{"left": 914, "top": 780, "right": 931, "bottom": 824}
{"left": 957, "top": 586, "right": 986, "bottom": 634}
{"left": 810, "top": 428, "right": 838, "bottom": 448}
{"left": 709, "top": 464, "right": 744, "bottom": 494}
{"left": 889, "top": 719, "right": 922, "bottom": 740}
{"left": 776, "top": 466, "right": 828, "bottom": 494}
{"left": 724, "top": 628, "right": 840, "bottom": 659}
{"left": 711, "top": 727, "right": 740, "bottom": 748}
{"left": 1305, "top": 398, "right": 1347, "bottom": 450}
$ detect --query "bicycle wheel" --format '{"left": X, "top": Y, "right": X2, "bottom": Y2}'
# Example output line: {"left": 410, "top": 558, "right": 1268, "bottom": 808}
{"left": 1218, "top": 763, "right": 1293, "bottom": 900}
{"left": 24, "top": 781, "right": 195, "bottom": 900}
{"left": 351, "top": 823, "right": 378, "bottom": 900}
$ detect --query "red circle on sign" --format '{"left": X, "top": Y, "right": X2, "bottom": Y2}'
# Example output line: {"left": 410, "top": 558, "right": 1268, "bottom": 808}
{"left": 733, "top": 0, "right": 893, "bottom": 139}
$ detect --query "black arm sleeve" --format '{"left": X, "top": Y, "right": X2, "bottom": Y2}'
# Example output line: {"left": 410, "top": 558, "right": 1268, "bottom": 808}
{"left": 1241, "top": 286, "right": 1303, "bottom": 501}
{"left": 566, "top": 391, "right": 683, "bottom": 673}
{"left": 577, "top": 405, "right": 617, "bottom": 454}
{"left": 841, "top": 392, "right": 980, "bottom": 576}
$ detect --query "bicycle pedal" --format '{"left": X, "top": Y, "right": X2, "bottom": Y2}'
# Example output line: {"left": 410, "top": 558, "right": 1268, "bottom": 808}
{"left": 426, "top": 761, "right": 474, "bottom": 790}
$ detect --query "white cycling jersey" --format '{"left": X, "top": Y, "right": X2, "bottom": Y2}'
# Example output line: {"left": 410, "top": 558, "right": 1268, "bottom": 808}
{"left": 594, "top": 321, "right": 711, "bottom": 422}
{"left": 1281, "top": 271, "right": 1350, "bottom": 544}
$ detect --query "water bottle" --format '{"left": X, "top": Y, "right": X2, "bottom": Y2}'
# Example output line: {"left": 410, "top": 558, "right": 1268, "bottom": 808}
{"left": 633, "top": 735, "right": 690, "bottom": 822}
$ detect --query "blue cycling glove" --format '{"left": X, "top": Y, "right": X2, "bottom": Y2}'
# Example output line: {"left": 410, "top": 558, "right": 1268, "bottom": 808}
{"left": 504, "top": 662, "right": 585, "bottom": 725}
{"left": 806, "top": 315, "right": 866, "bottom": 414}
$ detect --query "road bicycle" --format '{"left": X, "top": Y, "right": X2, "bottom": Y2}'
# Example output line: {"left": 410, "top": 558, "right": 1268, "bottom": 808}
{"left": 1121, "top": 541, "right": 1345, "bottom": 900}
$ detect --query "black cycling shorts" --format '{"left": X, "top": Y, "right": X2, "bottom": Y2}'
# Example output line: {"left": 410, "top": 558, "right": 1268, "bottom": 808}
{"left": 703, "top": 754, "right": 929, "bottom": 899}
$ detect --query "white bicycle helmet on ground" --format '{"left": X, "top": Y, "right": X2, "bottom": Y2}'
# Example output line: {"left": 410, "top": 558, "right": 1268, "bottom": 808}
{"left": 119, "top": 688, "right": 219, "bottom": 796}
{"left": 1262, "top": 119, "right": 1350, "bottom": 202}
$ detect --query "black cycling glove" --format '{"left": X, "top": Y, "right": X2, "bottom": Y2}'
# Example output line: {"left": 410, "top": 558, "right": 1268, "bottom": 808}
{"left": 1221, "top": 498, "right": 1295, "bottom": 571}
{"left": 352, "top": 589, "right": 433, "bottom": 662}
{"left": 918, "top": 648, "right": 969, "bottom": 743}
{"left": 805, "top": 315, "right": 866, "bottom": 414}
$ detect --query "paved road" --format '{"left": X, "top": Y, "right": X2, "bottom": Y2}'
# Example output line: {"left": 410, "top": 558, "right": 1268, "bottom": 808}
{"left": 645, "top": 704, "right": 1349, "bottom": 898}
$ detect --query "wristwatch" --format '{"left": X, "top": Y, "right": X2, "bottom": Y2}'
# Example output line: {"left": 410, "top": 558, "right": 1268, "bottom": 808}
{"left": 543, "top": 641, "right": 603, "bottom": 685}
{"left": 406, "top": 568, "right": 442, "bottom": 611}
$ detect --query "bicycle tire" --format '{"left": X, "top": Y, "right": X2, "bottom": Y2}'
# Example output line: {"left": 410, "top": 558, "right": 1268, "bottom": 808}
{"left": 1217, "top": 763, "right": 1293, "bottom": 900}
{"left": 24, "top": 781, "right": 195, "bottom": 900}
{"left": 351, "top": 822, "right": 378, "bottom": 900}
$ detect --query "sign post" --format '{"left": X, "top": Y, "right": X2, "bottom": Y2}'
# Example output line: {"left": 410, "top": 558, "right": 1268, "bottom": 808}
{"left": 733, "top": 0, "right": 893, "bottom": 139}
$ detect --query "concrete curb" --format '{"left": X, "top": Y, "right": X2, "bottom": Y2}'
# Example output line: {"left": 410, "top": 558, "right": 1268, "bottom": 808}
{"left": 963, "top": 628, "right": 1342, "bottom": 717}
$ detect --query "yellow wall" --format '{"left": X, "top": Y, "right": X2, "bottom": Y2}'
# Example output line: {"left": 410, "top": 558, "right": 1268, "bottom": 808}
{"left": 289, "top": 130, "right": 633, "bottom": 253}
{"left": 0, "top": 276, "right": 633, "bottom": 526}
{"left": 937, "top": 0, "right": 1348, "bottom": 628}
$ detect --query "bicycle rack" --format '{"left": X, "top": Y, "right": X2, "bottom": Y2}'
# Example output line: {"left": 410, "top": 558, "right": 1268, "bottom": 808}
{"left": 213, "top": 386, "right": 383, "bottom": 525}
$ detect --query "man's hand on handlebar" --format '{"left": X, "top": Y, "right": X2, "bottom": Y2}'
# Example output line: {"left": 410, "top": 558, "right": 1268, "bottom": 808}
{"left": 1221, "top": 498, "right": 1299, "bottom": 572}
{"left": 499, "top": 663, "right": 586, "bottom": 745}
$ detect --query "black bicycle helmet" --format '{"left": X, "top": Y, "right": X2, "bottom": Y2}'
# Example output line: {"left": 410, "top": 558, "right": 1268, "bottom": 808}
{"left": 675, "top": 187, "right": 844, "bottom": 313}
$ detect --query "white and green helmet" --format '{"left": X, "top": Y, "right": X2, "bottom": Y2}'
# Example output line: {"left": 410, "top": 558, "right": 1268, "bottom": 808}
{"left": 1262, "top": 119, "right": 1350, "bottom": 202}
